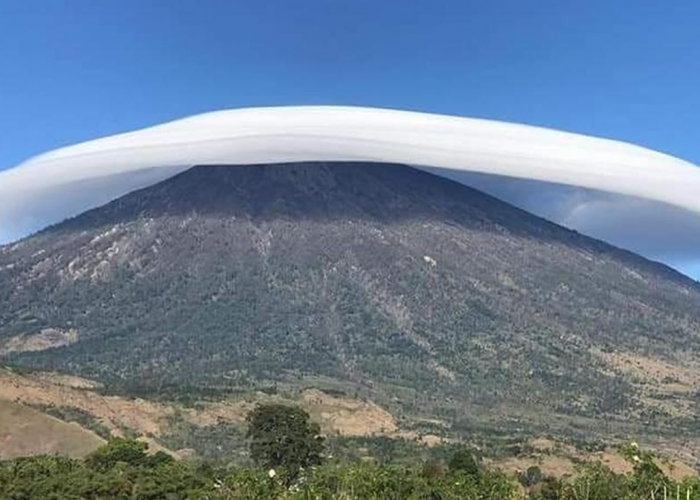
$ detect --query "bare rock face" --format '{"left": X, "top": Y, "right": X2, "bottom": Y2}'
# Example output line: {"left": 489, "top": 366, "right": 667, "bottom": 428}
{"left": 2, "top": 162, "right": 700, "bottom": 440}
{"left": 0, "top": 328, "right": 78, "bottom": 355}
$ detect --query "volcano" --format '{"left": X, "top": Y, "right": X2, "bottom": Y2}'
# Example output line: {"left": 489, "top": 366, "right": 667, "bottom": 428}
{"left": 2, "top": 162, "right": 700, "bottom": 438}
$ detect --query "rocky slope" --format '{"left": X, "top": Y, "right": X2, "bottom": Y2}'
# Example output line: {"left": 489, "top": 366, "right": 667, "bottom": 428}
{"left": 1, "top": 162, "right": 700, "bottom": 441}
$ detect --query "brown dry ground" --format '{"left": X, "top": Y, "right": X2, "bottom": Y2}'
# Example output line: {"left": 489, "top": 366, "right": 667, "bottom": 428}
{"left": 594, "top": 350, "right": 700, "bottom": 419}
{"left": 0, "top": 367, "right": 401, "bottom": 439}
{"left": 0, "top": 367, "right": 404, "bottom": 458}
{"left": 490, "top": 437, "right": 697, "bottom": 482}
{"left": 301, "top": 389, "right": 398, "bottom": 436}
{"left": 0, "top": 399, "right": 104, "bottom": 459}
{"left": 0, "top": 367, "right": 174, "bottom": 438}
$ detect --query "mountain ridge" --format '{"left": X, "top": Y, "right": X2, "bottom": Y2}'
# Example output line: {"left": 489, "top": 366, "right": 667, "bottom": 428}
{"left": 2, "top": 162, "right": 700, "bottom": 443}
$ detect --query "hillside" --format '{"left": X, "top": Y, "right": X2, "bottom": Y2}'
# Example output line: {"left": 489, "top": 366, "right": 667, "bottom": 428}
{"left": 1, "top": 162, "right": 700, "bottom": 444}
{"left": 0, "top": 398, "right": 104, "bottom": 459}
{"left": 0, "top": 366, "right": 402, "bottom": 461}
{"left": 1, "top": 366, "right": 697, "bottom": 475}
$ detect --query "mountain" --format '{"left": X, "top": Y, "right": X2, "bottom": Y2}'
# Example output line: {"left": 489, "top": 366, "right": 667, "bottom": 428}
{"left": 2, "top": 162, "right": 700, "bottom": 443}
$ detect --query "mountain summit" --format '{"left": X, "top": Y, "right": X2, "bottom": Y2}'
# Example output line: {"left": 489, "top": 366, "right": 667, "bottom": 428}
{"left": 2, "top": 162, "right": 700, "bottom": 439}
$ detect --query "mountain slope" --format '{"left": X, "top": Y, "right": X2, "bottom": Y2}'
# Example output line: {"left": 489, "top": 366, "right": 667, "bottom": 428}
{"left": 0, "top": 399, "right": 104, "bottom": 459}
{"left": 2, "top": 162, "right": 700, "bottom": 439}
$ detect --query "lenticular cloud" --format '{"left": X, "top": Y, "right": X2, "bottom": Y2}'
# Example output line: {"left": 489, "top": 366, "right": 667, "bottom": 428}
{"left": 1, "top": 106, "right": 700, "bottom": 246}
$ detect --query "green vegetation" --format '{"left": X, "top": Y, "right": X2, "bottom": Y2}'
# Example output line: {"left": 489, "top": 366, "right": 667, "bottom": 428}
{"left": 160, "top": 418, "right": 249, "bottom": 464}
{"left": 246, "top": 404, "right": 324, "bottom": 481}
{"left": 0, "top": 450, "right": 513, "bottom": 500}
{"left": 2, "top": 404, "right": 700, "bottom": 499}
{"left": 3, "top": 164, "right": 700, "bottom": 495}
{"left": 2, "top": 437, "right": 700, "bottom": 499}
{"left": 85, "top": 438, "right": 174, "bottom": 471}
{"left": 519, "top": 465, "right": 544, "bottom": 487}
{"left": 448, "top": 447, "right": 481, "bottom": 479}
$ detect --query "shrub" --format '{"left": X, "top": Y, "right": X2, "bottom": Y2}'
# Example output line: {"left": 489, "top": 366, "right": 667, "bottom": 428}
{"left": 448, "top": 448, "right": 480, "bottom": 480}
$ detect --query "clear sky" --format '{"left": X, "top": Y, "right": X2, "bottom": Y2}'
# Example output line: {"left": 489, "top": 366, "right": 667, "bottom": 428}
{"left": 0, "top": 1, "right": 699, "bottom": 276}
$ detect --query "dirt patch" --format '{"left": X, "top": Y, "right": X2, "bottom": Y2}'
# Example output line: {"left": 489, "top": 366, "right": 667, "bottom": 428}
{"left": 529, "top": 438, "right": 560, "bottom": 453}
{"left": 492, "top": 437, "right": 697, "bottom": 482}
{"left": 491, "top": 455, "right": 576, "bottom": 478}
{"left": 593, "top": 451, "right": 634, "bottom": 475}
{"left": 176, "top": 388, "right": 399, "bottom": 438}
{"left": 594, "top": 350, "right": 700, "bottom": 418}
{"left": 0, "top": 399, "right": 104, "bottom": 459}
{"left": 33, "top": 372, "right": 103, "bottom": 390}
{"left": 0, "top": 328, "right": 79, "bottom": 355}
{"left": 595, "top": 351, "right": 700, "bottom": 391}
{"left": 181, "top": 401, "right": 252, "bottom": 427}
{"left": 417, "top": 434, "right": 445, "bottom": 448}
{"left": 0, "top": 370, "right": 400, "bottom": 442}
{"left": 657, "top": 459, "right": 697, "bottom": 481}
{"left": 0, "top": 368, "right": 172, "bottom": 437}
{"left": 302, "top": 389, "right": 398, "bottom": 437}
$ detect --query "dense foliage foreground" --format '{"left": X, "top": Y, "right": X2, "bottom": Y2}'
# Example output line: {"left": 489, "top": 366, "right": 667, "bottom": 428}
{"left": 2, "top": 405, "right": 700, "bottom": 499}
{"left": 2, "top": 444, "right": 700, "bottom": 500}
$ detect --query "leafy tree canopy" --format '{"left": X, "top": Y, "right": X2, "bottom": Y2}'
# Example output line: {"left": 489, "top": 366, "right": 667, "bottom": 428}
{"left": 246, "top": 404, "right": 325, "bottom": 476}
{"left": 448, "top": 448, "right": 480, "bottom": 480}
{"left": 86, "top": 438, "right": 150, "bottom": 471}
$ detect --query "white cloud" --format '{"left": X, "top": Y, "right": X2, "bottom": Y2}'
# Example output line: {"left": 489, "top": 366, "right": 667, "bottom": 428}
{"left": 425, "top": 169, "right": 700, "bottom": 279}
{"left": 1, "top": 106, "right": 699, "bottom": 275}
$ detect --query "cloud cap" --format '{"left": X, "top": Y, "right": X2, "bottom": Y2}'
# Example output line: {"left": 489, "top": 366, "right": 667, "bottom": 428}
{"left": 1, "top": 106, "right": 699, "bottom": 244}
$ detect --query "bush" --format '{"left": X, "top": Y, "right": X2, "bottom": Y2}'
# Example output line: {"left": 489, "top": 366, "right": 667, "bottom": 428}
{"left": 86, "top": 438, "right": 150, "bottom": 471}
{"left": 519, "top": 465, "right": 543, "bottom": 487}
{"left": 448, "top": 448, "right": 480, "bottom": 480}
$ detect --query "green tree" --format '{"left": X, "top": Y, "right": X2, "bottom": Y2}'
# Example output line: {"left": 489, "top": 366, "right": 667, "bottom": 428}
{"left": 519, "top": 465, "right": 543, "bottom": 487}
{"left": 143, "top": 450, "right": 176, "bottom": 468}
{"left": 421, "top": 460, "right": 445, "bottom": 482}
{"left": 86, "top": 438, "right": 149, "bottom": 471}
{"left": 246, "top": 404, "right": 324, "bottom": 477}
{"left": 448, "top": 448, "right": 480, "bottom": 480}
{"left": 620, "top": 443, "right": 670, "bottom": 499}
{"left": 565, "top": 461, "right": 626, "bottom": 500}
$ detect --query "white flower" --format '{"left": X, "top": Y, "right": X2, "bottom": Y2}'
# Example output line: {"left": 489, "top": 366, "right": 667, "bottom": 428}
{"left": 630, "top": 441, "right": 639, "bottom": 448}
{"left": 633, "top": 455, "right": 641, "bottom": 462}
{"left": 268, "top": 469, "right": 277, "bottom": 478}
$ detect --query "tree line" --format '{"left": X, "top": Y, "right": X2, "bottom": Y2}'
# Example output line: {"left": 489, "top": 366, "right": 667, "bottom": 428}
{"left": 1, "top": 404, "right": 699, "bottom": 499}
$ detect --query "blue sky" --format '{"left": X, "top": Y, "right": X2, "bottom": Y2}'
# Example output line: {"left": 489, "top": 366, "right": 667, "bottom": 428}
{"left": 0, "top": 1, "right": 698, "bottom": 276}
